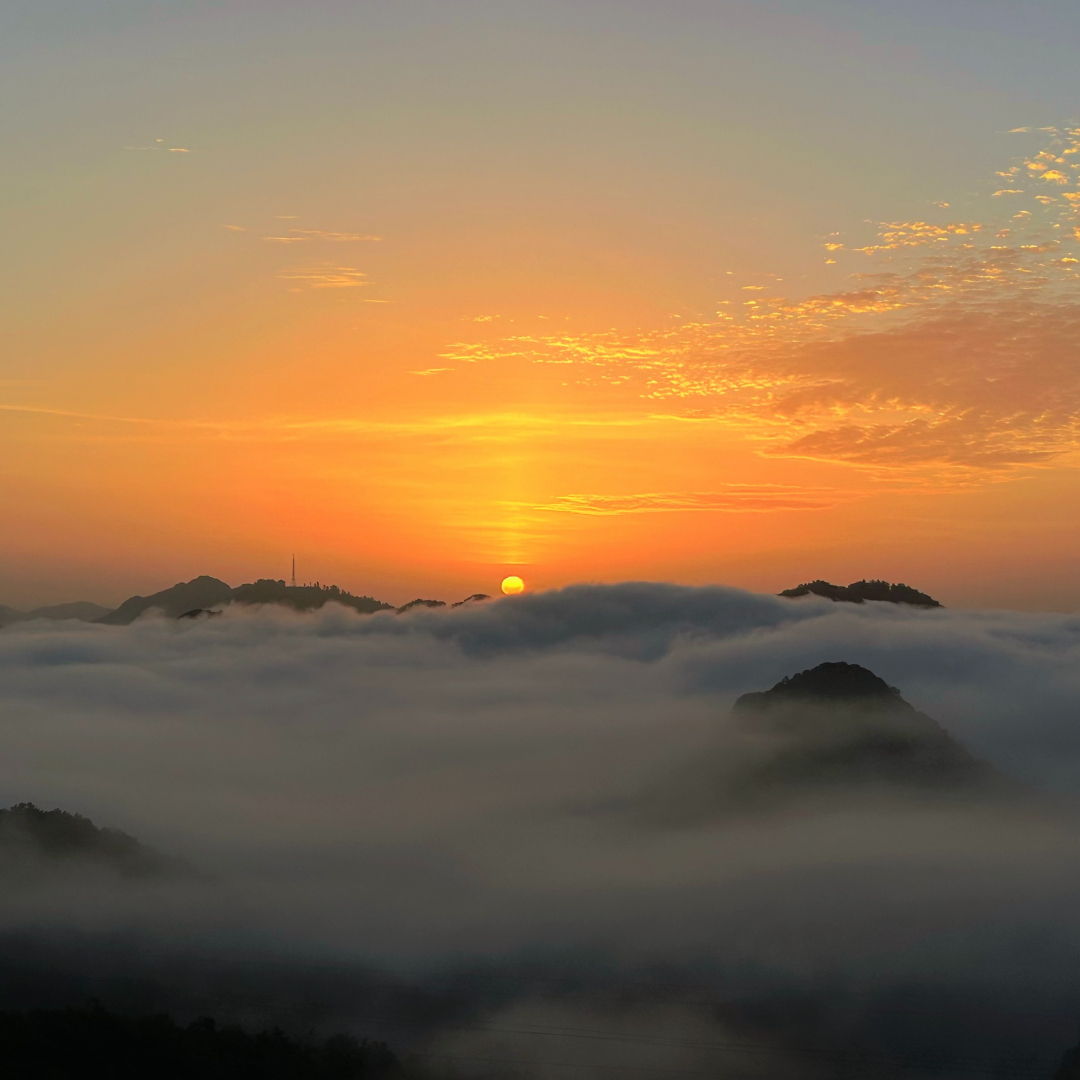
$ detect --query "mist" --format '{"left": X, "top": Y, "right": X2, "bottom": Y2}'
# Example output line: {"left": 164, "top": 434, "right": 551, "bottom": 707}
{"left": 3, "top": 584, "right": 1080, "bottom": 1076}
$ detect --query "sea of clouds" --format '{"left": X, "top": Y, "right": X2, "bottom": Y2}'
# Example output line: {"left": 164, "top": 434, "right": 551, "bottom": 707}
{"left": 3, "top": 583, "right": 1080, "bottom": 1076}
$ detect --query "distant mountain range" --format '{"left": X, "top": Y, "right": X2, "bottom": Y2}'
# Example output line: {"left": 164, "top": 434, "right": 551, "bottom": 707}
{"left": 1, "top": 575, "right": 943, "bottom": 628}
{"left": 0, "top": 601, "right": 110, "bottom": 628}
{"left": 1, "top": 577, "right": 498, "bottom": 627}
{"left": 780, "top": 579, "right": 942, "bottom": 607}
{"left": 95, "top": 576, "right": 394, "bottom": 624}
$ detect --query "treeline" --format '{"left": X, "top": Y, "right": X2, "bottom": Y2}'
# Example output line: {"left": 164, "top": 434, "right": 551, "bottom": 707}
{"left": 97, "top": 576, "right": 394, "bottom": 624}
{"left": 0, "top": 803, "right": 174, "bottom": 878}
{"left": 780, "top": 579, "right": 942, "bottom": 607}
{"left": 0, "top": 1004, "right": 398, "bottom": 1079}
{"left": 231, "top": 580, "right": 392, "bottom": 615}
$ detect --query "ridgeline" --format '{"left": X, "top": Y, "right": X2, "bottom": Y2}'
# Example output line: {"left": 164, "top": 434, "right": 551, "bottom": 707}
{"left": 780, "top": 579, "right": 941, "bottom": 607}
{"left": 95, "top": 577, "right": 394, "bottom": 625}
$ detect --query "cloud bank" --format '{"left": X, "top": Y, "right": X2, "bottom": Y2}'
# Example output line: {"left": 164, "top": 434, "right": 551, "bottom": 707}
{"left": 3, "top": 586, "right": 1080, "bottom": 1074}
{"left": 445, "top": 128, "right": 1080, "bottom": 478}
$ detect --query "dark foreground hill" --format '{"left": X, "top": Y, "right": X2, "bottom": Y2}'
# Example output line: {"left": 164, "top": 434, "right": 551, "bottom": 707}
{"left": 96, "top": 577, "right": 393, "bottom": 624}
{"left": 0, "top": 803, "right": 181, "bottom": 879}
{"left": 0, "top": 1005, "right": 398, "bottom": 1080}
{"left": 642, "top": 661, "right": 1006, "bottom": 824}
{"left": 731, "top": 661, "right": 1001, "bottom": 795}
{"left": 780, "top": 579, "right": 941, "bottom": 607}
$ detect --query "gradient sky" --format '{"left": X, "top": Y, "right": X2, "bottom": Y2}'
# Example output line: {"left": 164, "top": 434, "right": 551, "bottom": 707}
{"left": 4, "top": 0, "right": 1080, "bottom": 609}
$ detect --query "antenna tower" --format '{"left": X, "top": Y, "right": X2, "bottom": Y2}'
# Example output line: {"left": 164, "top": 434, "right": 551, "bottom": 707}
{"left": 291, "top": 554, "right": 296, "bottom": 588}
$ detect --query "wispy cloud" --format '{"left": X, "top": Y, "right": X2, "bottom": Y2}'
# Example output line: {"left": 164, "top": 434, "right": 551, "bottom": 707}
{"left": 531, "top": 487, "right": 850, "bottom": 515}
{"left": 278, "top": 266, "right": 369, "bottom": 289}
{"left": 0, "top": 403, "right": 159, "bottom": 426}
{"left": 287, "top": 229, "right": 381, "bottom": 242}
{"left": 123, "top": 138, "right": 190, "bottom": 152}
{"left": 448, "top": 128, "right": 1080, "bottom": 478}
{"left": 263, "top": 229, "right": 381, "bottom": 244}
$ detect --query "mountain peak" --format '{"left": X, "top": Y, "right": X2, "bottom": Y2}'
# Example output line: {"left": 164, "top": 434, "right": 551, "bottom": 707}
{"left": 728, "top": 661, "right": 1003, "bottom": 795}
{"left": 740, "top": 661, "right": 902, "bottom": 707}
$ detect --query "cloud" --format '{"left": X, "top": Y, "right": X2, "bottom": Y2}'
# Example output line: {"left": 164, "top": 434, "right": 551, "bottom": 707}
{"left": 122, "top": 140, "right": 190, "bottom": 153}
{"left": 278, "top": 266, "right": 369, "bottom": 290}
{"left": 452, "top": 130, "right": 1080, "bottom": 478}
{"left": 3, "top": 588, "right": 1080, "bottom": 1072}
{"left": 531, "top": 487, "right": 849, "bottom": 514}
{"left": 287, "top": 229, "right": 382, "bottom": 242}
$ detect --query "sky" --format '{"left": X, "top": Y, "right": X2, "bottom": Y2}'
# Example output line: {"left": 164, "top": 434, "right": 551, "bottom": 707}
{"left": 4, "top": 0, "right": 1080, "bottom": 608}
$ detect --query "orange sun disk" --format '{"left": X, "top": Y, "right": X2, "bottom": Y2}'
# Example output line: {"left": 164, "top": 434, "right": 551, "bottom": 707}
{"left": 501, "top": 576, "right": 525, "bottom": 595}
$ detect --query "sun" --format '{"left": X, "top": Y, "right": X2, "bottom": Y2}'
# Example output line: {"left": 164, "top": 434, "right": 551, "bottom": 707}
{"left": 500, "top": 575, "right": 525, "bottom": 595}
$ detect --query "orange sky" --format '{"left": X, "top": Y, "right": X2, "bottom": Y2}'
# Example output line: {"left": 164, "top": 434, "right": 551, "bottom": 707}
{"left": 4, "top": 4, "right": 1080, "bottom": 609}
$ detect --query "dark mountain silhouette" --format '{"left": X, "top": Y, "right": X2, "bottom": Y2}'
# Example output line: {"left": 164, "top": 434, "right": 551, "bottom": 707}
{"left": 0, "top": 803, "right": 182, "bottom": 878}
{"left": 97, "top": 576, "right": 235, "bottom": 624}
{"left": 451, "top": 593, "right": 491, "bottom": 607}
{"left": 396, "top": 599, "right": 446, "bottom": 614}
{"left": 780, "top": 579, "right": 941, "bottom": 607}
{"left": 731, "top": 662, "right": 1001, "bottom": 794}
{"left": 231, "top": 580, "right": 392, "bottom": 616}
{"left": 177, "top": 608, "right": 222, "bottom": 620}
{"left": 96, "top": 577, "right": 393, "bottom": 624}
{"left": 0, "top": 601, "right": 110, "bottom": 628}
{"left": 639, "top": 662, "right": 1007, "bottom": 825}
{"left": 0, "top": 1004, "right": 398, "bottom": 1079}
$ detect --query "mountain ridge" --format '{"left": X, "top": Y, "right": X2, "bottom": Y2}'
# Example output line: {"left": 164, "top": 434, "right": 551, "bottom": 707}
{"left": 0, "top": 803, "right": 183, "bottom": 878}
{"left": 95, "top": 576, "right": 394, "bottom": 625}
{"left": 0, "top": 601, "right": 111, "bottom": 628}
{"left": 780, "top": 579, "right": 941, "bottom": 607}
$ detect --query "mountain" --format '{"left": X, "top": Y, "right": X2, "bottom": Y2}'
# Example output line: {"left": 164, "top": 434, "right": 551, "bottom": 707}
{"left": 780, "top": 579, "right": 942, "bottom": 607}
{"left": 96, "top": 577, "right": 393, "bottom": 624}
{"left": 396, "top": 598, "right": 446, "bottom": 614}
{"left": 29, "top": 601, "right": 111, "bottom": 621}
{"left": 96, "top": 576, "right": 235, "bottom": 624}
{"left": 230, "top": 579, "right": 393, "bottom": 615}
{"left": 0, "top": 803, "right": 180, "bottom": 878}
{"left": 452, "top": 593, "right": 491, "bottom": 607}
{"left": 0, "top": 601, "right": 110, "bottom": 628}
{"left": 639, "top": 662, "right": 1006, "bottom": 825}
{"left": 731, "top": 661, "right": 1000, "bottom": 794}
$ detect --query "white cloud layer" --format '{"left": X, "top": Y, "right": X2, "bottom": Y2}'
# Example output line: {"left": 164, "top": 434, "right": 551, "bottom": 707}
{"left": 3, "top": 585, "right": 1080, "bottom": 1072}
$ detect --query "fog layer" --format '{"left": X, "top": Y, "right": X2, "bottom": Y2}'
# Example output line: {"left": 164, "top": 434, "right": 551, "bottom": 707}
{"left": 3, "top": 584, "right": 1080, "bottom": 1075}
